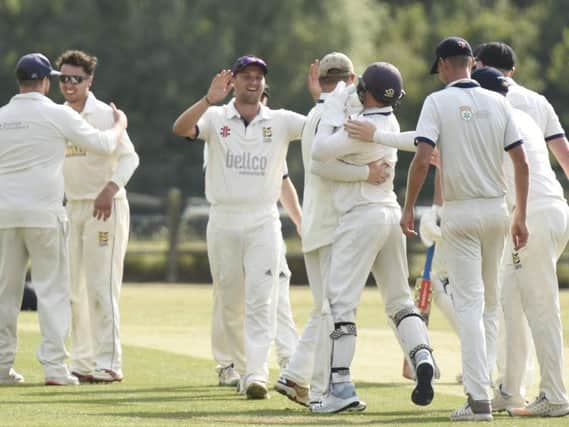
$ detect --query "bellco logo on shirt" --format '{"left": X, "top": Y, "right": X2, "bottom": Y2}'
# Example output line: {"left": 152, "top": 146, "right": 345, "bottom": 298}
{"left": 225, "top": 149, "right": 267, "bottom": 176}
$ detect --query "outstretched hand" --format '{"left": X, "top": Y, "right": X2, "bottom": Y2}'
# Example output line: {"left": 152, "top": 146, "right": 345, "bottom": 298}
{"left": 307, "top": 59, "right": 322, "bottom": 101}
{"left": 345, "top": 119, "right": 376, "bottom": 143}
{"left": 206, "top": 70, "right": 233, "bottom": 104}
{"left": 110, "top": 102, "right": 127, "bottom": 129}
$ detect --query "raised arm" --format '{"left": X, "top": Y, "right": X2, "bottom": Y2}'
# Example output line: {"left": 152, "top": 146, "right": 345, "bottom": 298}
{"left": 172, "top": 70, "right": 233, "bottom": 138}
{"left": 345, "top": 119, "right": 417, "bottom": 152}
{"left": 62, "top": 102, "right": 127, "bottom": 155}
{"left": 307, "top": 59, "right": 322, "bottom": 102}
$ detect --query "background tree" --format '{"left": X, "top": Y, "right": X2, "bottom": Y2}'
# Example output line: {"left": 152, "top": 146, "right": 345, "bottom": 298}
{"left": 0, "top": 0, "right": 567, "bottom": 203}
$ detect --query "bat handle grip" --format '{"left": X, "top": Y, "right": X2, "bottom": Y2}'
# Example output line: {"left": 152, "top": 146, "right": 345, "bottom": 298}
{"left": 423, "top": 244, "right": 435, "bottom": 280}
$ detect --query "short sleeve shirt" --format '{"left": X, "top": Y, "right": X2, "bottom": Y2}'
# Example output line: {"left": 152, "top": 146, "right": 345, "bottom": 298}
{"left": 505, "top": 78, "right": 565, "bottom": 141}
{"left": 196, "top": 99, "right": 305, "bottom": 207}
{"left": 415, "top": 79, "right": 522, "bottom": 202}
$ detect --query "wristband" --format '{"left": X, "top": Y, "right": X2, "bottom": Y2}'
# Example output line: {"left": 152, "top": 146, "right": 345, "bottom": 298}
{"left": 203, "top": 95, "right": 213, "bottom": 106}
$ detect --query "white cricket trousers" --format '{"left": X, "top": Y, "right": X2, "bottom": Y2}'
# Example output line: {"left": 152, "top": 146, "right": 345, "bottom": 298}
{"left": 207, "top": 205, "right": 281, "bottom": 386}
{"left": 501, "top": 198, "right": 569, "bottom": 404}
{"left": 282, "top": 245, "right": 334, "bottom": 400}
{"left": 67, "top": 198, "right": 129, "bottom": 375}
{"left": 0, "top": 220, "right": 72, "bottom": 379}
{"left": 328, "top": 204, "right": 412, "bottom": 324}
{"left": 211, "top": 239, "right": 298, "bottom": 370}
{"left": 442, "top": 197, "right": 508, "bottom": 401}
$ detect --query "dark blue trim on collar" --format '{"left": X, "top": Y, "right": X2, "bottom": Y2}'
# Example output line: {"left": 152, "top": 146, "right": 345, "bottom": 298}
{"left": 317, "top": 99, "right": 325, "bottom": 104}
{"left": 505, "top": 139, "right": 523, "bottom": 151}
{"left": 363, "top": 111, "right": 392, "bottom": 116}
{"left": 545, "top": 133, "right": 565, "bottom": 142}
{"left": 450, "top": 82, "right": 480, "bottom": 89}
{"left": 415, "top": 136, "right": 436, "bottom": 147}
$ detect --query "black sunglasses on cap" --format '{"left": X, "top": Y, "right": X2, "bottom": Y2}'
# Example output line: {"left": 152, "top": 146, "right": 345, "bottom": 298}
{"left": 59, "top": 74, "right": 89, "bottom": 84}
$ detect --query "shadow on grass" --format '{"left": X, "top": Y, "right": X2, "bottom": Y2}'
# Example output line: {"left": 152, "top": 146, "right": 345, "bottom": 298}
{"left": 22, "top": 384, "right": 219, "bottom": 396}
{"left": 96, "top": 408, "right": 452, "bottom": 425}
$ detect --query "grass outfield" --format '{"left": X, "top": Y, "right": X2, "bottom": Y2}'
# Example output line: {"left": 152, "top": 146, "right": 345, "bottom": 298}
{"left": 2, "top": 285, "right": 569, "bottom": 426}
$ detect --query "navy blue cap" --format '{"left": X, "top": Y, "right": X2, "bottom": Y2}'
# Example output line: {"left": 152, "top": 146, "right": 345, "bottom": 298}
{"left": 471, "top": 66, "right": 510, "bottom": 94}
{"left": 430, "top": 37, "right": 473, "bottom": 74}
{"left": 231, "top": 55, "right": 268, "bottom": 75}
{"left": 16, "top": 53, "right": 61, "bottom": 80}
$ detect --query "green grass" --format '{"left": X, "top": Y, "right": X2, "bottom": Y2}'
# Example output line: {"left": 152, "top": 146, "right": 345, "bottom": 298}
{"left": 2, "top": 285, "right": 569, "bottom": 426}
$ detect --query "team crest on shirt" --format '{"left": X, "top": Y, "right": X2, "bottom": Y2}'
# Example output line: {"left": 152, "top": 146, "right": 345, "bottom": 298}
{"left": 98, "top": 231, "right": 109, "bottom": 246}
{"left": 262, "top": 126, "right": 273, "bottom": 143}
{"left": 219, "top": 126, "right": 231, "bottom": 138}
{"left": 66, "top": 143, "right": 87, "bottom": 157}
{"left": 460, "top": 106, "right": 473, "bottom": 121}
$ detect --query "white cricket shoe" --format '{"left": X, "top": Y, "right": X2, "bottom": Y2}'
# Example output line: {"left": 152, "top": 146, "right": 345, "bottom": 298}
{"left": 310, "top": 382, "right": 366, "bottom": 414}
{"left": 216, "top": 364, "right": 240, "bottom": 387}
{"left": 274, "top": 376, "right": 310, "bottom": 407}
{"left": 246, "top": 380, "right": 269, "bottom": 400}
{"left": 45, "top": 374, "right": 80, "bottom": 386}
{"left": 92, "top": 368, "right": 123, "bottom": 383}
{"left": 0, "top": 368, "right": 25, "bottom": 384}
{"left": 450, "top": 396, "right": 493, "bottom": 422}
{"left": 508, "top": 392, "right": 569, "bottom": 417}
{"left": 492, "top": 384, "right": 525, "bottom": 412}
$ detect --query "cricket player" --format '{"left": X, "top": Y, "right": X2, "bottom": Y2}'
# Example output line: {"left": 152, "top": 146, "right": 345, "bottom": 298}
{"left": 401, "top": 37, "right": 529, "bottom": 422}
{"left": 345, "top": 120, "right": 464, "bottom": 384}
{"left": 0, "top": 53, "right": 127, "bottom": 386}
{"left": 345, "top": 100, "right": 462, "bottom": 360}
{"left": 205, "top": 88, "right": 300, "bottom": 387}
{"left": 274, "top": 53, "right": 390, "bottom": 408}
{"left": 471, "top": 66, "right": 569, "bottom": 418}
{"left": 172, "top": 55, "right": 305, "bottom": 399}
{"left": 56, "top": 50, "right": 139, "bottom": 383}
{"left": 310, "top": 62, "right": 436, "bottom": 414}
{"left": 476, "top": 42, "right": 569, "bottom": 402}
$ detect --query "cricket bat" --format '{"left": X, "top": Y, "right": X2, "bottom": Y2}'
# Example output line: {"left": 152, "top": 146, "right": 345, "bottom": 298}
{"left": 403, "top": 244, "right": 436, "bottom": 380}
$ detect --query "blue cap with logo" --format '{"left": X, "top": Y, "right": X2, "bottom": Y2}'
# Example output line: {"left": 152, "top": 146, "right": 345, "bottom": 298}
{"left": 231, "top": 55, "right": 268, "bottom": 75}
{"left": 16, "top": 53, "right": 61, "bottom": 80}
{"left": 430, "top": 36, "right": 473, "bottom": 74}
{"left": 471, "top": 66, "right": 510, "bottom": 94}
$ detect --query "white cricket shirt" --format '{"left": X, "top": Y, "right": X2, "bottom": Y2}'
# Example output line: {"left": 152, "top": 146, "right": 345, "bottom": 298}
{"left": 0, "top": 92, "right": 119, "bottom": 228}
{"left": 301, "top": 94, "right": 369, "bottom": 252}
{"left": 64, "top": 92, "right": 138, "bottom": 200}
{"left": 504, "top": 108, "right": 565, "bottom": 208}
{"left": 312, "top": 106, "right": 400, "bottom": 214}
{"left": 415, "top": 79, "right": 522, "bottom": 202}
{"left": 195, "top": 99, "right": 304, "bottom": 209}
{"left": 505, "top": 78, "right": 565, "bottom": 141}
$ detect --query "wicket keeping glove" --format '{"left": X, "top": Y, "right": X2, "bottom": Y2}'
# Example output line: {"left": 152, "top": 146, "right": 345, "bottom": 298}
{"left": 321, "top": 81, "right": 356, "bottom": 127}
{"left": 419, "top": 205, "right": 442, "bottom": 247}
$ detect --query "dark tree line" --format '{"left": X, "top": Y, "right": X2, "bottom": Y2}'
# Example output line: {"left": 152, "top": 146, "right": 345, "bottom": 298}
{"left": 1, "top": 0, "right": 568, "bottom": 203}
